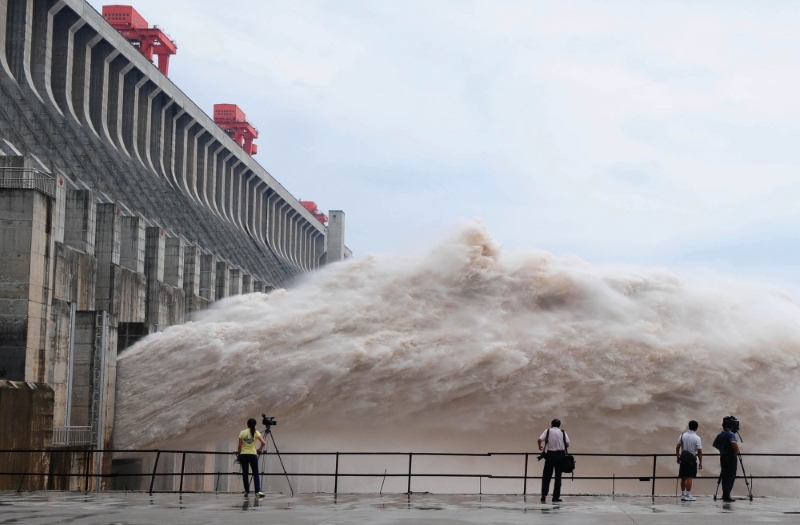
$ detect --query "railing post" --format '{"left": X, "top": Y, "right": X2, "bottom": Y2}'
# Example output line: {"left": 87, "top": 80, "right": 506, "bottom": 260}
{"left": 334, "top": 452, "right": 339, "bottom": 495}
{"left": 523, "top": 453, "right": 529, "bottom": 496}
{"left": 407, "top": 453, "right": 413, "bottom": 494}
{"left": 651, "top": 455, "right": 657, "bottom": 498}
{"left": 179, "top": 452, "right": 187, "bottom": 494}
{"left": 149, "top": 450, "right": 161, "bottom": 495}
{"left": 84, "top": 450, "right": 91, "bottom": 492}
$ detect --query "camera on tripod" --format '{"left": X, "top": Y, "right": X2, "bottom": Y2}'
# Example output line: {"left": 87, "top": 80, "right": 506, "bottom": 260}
{"left": 723, "top": 415, "right": 740, "bottom": 433}
{"left": 262, "top": 414, "right": 277, "bottom": 428}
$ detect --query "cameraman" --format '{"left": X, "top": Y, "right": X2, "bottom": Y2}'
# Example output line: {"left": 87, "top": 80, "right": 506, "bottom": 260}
{"left": 537, "top": 418, "right": 570, "bottom": 503}
{"left": 236, "top": 418, "right": 267, "bottom": 498}
{"left": 712, "top": 417, "right": 740, "bottom": 502}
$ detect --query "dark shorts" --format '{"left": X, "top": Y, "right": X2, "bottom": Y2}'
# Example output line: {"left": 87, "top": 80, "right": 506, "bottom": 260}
{"left": 679, "top": 459, "right": 698, "bottom": 478}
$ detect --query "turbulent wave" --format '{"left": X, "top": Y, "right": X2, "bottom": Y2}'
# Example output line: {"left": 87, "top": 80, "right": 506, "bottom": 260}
{"left": 115, "top": 221, "right": 800, "bottom": 466}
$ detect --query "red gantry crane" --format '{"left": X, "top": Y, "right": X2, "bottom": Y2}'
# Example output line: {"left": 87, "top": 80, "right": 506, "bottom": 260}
{"left": 300, "top": 201, "right": 328, "bottom": 225}
{"left": 213, "top": 104, "right": 259, "bottom": 156}
{"left": 102, "top": 5, "right": 178, "bottom": 76}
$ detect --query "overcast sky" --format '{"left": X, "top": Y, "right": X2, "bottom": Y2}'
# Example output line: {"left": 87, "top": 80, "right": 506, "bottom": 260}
{"left": 88, "top": 1, "right": 800, "bottom": 284}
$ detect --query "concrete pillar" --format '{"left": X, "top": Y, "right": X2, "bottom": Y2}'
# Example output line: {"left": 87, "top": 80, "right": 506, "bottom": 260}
{"left": 69, "top": 311, "right": 94, "bottom": 426}
{"left": 119, "top": 215, "right": 145, "bottom": 274}
{"left": 327, "top": 210, "right": 346, "bottom": 263}
{"left": 144, "top": 227, "right": 164, "bottom": 326}
{"left": 144, "top": 227, "right": 165, "bottom": 283}
{"left": 183, "top": 244, "right": 200, "bottom": 301}
{"left": 0, "top": 185, "right": 53, "bottom": 382}
{"left": 94, "top": 203, "right": 121, "bottom": 312}
{"left": 215, "top": 261, "right": 229, "bottom": 300}
{"left": 64, "top": 190, "right": 96, "bottom": 255}
{"left": 199, "top": 253, "right": 216, "bottom": 301}
{"left": 241, "top": 273, "right": 252, "bottom": 294}
{"left": 163, "top": 236, "right": 184, "bottom": 288}
{"left": 228, "top": 268, "right": 242, "bottom": 296}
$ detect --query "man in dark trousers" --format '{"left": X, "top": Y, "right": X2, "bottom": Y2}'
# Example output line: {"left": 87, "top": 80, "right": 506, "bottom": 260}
{"left": 537, "top": 418, "right": 570, "bottom": 503}
{"left": 712, "top": 418, "right": 740, "bottom": 502}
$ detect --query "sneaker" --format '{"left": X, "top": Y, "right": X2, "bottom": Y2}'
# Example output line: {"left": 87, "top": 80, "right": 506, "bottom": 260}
{"left": 552, "top": 498, "right": 563, "bottom": 503}
{"left": 243, "top": 493, "right": 249, "bottom": 498}
{"left": 540, "top": 497, "right": 546, "bottom": 503}
{"left": 680, "top": 494, "right": 689, "bottom": 501}
{"left": 722, "top": 497, "right": 735, "bottom": 502}
{"left": 256, "top": 492, "right": 266, "bottom": 498}
{"left": 685, "top": 494, "right": 696, "bottom": 501}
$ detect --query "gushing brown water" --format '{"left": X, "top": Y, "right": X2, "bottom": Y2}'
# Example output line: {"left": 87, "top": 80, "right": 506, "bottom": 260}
{"left": 115, "top": 221, "right": 800, "bottom": 488}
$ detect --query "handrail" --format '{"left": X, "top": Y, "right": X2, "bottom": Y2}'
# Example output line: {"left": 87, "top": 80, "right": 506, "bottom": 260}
{"left": 0, "top": 167, "right": 56, "bottom": 197}
{"left": 2, "top": 448, "right": 798, "bottom": 496}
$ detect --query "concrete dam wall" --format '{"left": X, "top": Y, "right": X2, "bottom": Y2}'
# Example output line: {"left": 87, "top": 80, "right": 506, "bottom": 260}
{"left": 0, "top": 0, "right": 348, "bottom": 485}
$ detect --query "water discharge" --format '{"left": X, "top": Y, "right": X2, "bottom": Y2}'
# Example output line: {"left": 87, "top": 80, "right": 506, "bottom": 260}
{"left": 115, "top": 221, "right": 800, "bottom": 487}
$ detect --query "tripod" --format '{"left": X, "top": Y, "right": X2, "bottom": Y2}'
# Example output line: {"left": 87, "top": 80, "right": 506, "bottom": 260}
{"left": 713, "top": 431, "right": 753, "bottom": 501}
{"left": 259, "top": 424, "right": 294, "bottom": 496}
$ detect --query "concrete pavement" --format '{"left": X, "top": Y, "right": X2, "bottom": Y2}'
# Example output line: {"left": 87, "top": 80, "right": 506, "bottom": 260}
{"left": 3, "top": 492, "right": 800, "bottom": 524}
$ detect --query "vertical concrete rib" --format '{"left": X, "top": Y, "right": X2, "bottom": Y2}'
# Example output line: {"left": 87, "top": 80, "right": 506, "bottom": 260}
{"left": 206, "top": 142, "right": 224, "bottom": 217}
{"left": 33, "top": 0, "right": 68, "bottom": 109}
{"left": 159, "top": 102, "right": 180, "bottom": 187}
{"left": 101, "top": 52, "right": 124, "bottom": 149}
{"left": 148, "top": 93, "right": 167, "bottom": 180}
{"left": 42, "top": 2, "right": 69, "bottom": 115}
{"left": 193, "top": 132, "right": 211, "bottom": 206}
{"left": 231, "top": 163, "right": 246, "bottom": 229}
{"left": 139, "top": 82, "right": 161, "bottom": 173}
{"left": 6, "top": 0, "right": 43, "bottom": 102}
{"left": 50, "top": 7, "right": 79, "bottom": 116}
{"left": 88, "top": 38, "right": 119, "bottom": 145}
{"left": 0, "top": 0, "right": 15, "bottom": 79}
{"left": 79, "top": 33, "right": 106, "bottom": 137}
{"left": 62, "top": 18, "right": 87, "bottom": 123}
{"left": 118, "top": 64, "right": 142, "bottom": 158}
{"left": 175, "top": 117, "right": 197, "bottom": 202}
{"left": 214, "top": 150, "right": 233, "bottom": 220}
{"left": 112, "top": 62, "right": 134, "bottom": 154}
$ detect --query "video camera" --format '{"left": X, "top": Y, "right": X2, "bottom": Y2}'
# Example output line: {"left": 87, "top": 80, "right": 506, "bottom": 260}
{"left": 262, "top": 414, "right": 277, "bottom": 428}
{"left": 723, "top": 415, "right": 740, "bottom": 433}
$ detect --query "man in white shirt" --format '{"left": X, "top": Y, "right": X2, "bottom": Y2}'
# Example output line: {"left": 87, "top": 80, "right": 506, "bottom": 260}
{"left": 676, "top": 420, "right": 703, "bottom": 501}
{"left": 537, "top": 418, "right": 571, "bottom": 503}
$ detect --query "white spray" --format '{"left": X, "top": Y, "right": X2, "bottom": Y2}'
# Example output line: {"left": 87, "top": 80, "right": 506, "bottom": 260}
{"left": 114, "top": 221, "right": 800, "bottom": 491}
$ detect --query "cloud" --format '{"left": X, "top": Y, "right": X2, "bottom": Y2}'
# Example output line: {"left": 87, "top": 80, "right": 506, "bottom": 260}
{"left": 87, "top": 0, "right": 800, "bottom": 284}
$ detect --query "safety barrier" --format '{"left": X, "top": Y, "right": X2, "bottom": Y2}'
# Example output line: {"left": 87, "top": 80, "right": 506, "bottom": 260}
{"left": 1, "top": 449, "right": 798, "bottom": 496}
{"left": 0, "top": 167, "right": 56, "bottom": 197}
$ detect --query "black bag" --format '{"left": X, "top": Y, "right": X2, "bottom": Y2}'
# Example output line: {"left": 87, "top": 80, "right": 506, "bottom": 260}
{"left": 679, "top": 433, "right": 696, "bottom": 465}
{"left": 560, "top": 430, "right": 576, "bottom": 474}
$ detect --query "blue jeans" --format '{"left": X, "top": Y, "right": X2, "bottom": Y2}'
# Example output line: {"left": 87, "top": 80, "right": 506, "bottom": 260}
{"left": 239, "top": 454, "right": 261, "bottom": 493}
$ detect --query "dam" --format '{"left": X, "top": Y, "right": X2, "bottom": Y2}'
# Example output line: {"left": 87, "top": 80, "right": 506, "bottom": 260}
{"left": 0, "top": 0, "right": 348, "bottom": 487}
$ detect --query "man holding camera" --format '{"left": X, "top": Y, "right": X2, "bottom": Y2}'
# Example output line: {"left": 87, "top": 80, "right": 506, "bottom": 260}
{"left": 676, "top": 420, "right": 703, "bottom": 501}
{"left": 537, "top": 419, "right": 570, "bottom": 503}
{"left": 712, "top": 417, "right": 740, "bottom": 502}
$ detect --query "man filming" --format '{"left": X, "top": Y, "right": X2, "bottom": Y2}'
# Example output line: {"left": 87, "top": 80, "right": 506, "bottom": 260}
{"left": 676, "top": 420, "right": 703, "bottom": 501}
{"left": 537, "top": 418, "right": 570, "bottom": 503}
{"left": 712, "top": 417, "right": 740, "bottom": 502}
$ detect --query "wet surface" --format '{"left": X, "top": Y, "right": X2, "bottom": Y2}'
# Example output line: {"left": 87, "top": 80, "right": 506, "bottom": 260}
{"left": 2, "top": 492, "right": 800, "bottom": 524}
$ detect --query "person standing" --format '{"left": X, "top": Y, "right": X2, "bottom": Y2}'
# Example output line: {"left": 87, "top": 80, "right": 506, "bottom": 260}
{"left": 237, "top": 418, "right": 267, "bottom": 497}
{"left": 537, "top": 418, "right": 570, "bottom": 503}
{"left": 676, "top": 420, "right": 703, "bottom": 501}
{"left": 712, "top": 418, "right": 740, "bottom": 502}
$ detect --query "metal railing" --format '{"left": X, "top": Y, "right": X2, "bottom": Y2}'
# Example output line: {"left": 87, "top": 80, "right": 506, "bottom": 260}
{"left": 1, "top": 449, "right": 799, "bottom": 496}
{"left": 51, "top": 427, "right": 93, "bottom": 447}
{"left": 0, "top": 167, "right": 56, "bottom": 197}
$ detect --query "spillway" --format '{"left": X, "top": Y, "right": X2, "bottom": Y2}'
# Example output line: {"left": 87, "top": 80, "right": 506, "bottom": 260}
{"left": 114, "top": 220, "right": 800, "bottom": 474}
